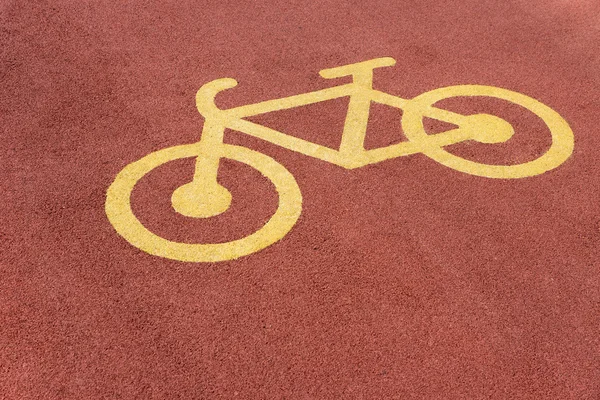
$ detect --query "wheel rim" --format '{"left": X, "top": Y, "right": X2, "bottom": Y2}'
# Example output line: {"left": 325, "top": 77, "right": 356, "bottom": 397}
{"left": 105, "top": 143, "right": 302, "bottom": 262}
{"left": 401, "top": 85, "right": 574, "bottom": 178}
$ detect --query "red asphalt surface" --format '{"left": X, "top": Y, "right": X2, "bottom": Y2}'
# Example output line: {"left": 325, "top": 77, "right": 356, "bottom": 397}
{"left": 2, "top": 1, "right": 600, "bottom": 398}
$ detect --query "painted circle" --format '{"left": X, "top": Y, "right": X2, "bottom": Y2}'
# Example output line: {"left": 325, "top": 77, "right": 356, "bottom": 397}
{"left": 105, "top": 143, "right": 302, "bottom": 262}
{"left": 401, "top": 85, "right": 574, "bottom": 178}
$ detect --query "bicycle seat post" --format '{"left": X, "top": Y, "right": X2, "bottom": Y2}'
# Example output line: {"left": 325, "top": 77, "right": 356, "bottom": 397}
{"left": 319, "top": 57, "right": 396, "bottom": 167}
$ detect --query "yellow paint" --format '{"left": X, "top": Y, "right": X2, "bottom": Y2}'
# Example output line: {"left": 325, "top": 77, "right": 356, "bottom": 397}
{"left": 105, "top": 143, "right": 302, "bottom": 262}
{"left": 106, "top": 57, "right": 574, "bottom": 262}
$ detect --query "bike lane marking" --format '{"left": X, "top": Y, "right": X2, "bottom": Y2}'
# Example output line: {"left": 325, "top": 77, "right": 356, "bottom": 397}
{"left": 106, "top": 58, "right": 574, "bottom": 262}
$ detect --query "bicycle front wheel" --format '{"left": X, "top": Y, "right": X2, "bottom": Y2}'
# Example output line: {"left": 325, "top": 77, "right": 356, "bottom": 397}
{"left": 105, "top": 143, "right": 302, "bottom": 262}
{"left": 401, "top": 85, "right": 574, "bottom": 178}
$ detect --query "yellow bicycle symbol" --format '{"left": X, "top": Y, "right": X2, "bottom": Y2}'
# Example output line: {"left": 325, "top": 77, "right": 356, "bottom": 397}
{"left": 106, "top": 57, "right": 574, "bottom": 262}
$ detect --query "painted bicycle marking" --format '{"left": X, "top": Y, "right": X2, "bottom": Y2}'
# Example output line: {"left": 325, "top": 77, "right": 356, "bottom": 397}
{"left": 106, "top": 57, "right": 574, "bottom": 262}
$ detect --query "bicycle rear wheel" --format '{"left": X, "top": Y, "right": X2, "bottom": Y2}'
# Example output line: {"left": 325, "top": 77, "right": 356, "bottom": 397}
{"left": 105, "top": 143, "right": 302, "bottom": 262}
{"left": 401, "top": 85, "right": 574, "bottom": 178}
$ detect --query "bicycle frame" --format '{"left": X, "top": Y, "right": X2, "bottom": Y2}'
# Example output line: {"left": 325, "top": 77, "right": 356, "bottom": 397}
{"left": 192, "top": 58, "right": 481, "bottom": 183}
